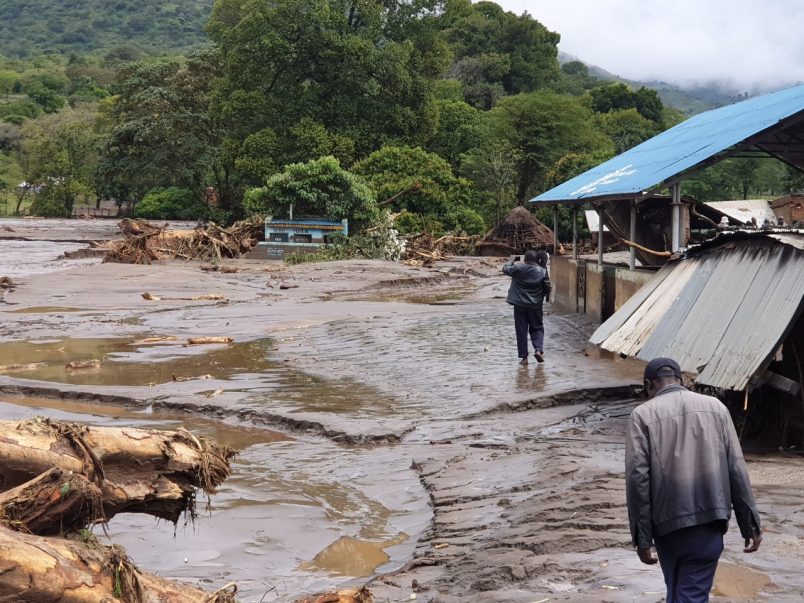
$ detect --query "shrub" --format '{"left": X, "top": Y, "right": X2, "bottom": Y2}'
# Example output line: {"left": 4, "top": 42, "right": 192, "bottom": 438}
{"left": 29, "top": 196, "right": 69, "bottom": 217}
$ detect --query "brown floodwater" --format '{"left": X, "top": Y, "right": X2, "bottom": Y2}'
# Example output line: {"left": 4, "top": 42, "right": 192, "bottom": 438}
{"left": 713, "top": 562, "right": 774, "bottom": 598}
{"left": 0, "top": 337, "right": 274, "bottom": 386}
{"left": 0, "top": 395, "right": 430, "bottom": 601}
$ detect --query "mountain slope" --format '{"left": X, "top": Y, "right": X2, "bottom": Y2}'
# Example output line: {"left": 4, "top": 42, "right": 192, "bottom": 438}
{"left": 0, "top": 0, "right": 215, "bottom": 57}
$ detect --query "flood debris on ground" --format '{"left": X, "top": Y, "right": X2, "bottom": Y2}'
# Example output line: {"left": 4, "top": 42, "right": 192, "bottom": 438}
{"left": 0, "top": 415, "right": 238, "bottom": 601}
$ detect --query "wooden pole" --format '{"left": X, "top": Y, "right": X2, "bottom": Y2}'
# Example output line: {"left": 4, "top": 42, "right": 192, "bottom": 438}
{"left": 597, "top": 207, "right": 604, "bottom": 266}
{"left": 553, "top": 205, "right": 559, "bottom": 255}
{"left": 572, "top": 206, "right": 578, "bottom": 260}
{"left": 671, "top": 183, "right": 681, "bottom": 251}
{"left": 629, "top": 200, "right": 637, "bottom": 270}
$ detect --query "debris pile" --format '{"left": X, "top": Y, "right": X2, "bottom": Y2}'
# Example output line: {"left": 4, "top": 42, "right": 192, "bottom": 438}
{"left": 475, "top": 206, "right": 556, "bottom": 256}
{"left": 102, "top": 218, "right": 263, "bottom": 264}
{"left": 403, "top": 233, "right": 480, "bottom": 266}
{"left": 0, "top": 416, "right": 238, "bottom": 601}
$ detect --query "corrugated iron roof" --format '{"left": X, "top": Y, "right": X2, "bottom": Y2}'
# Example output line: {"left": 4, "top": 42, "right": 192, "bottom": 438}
{"left": 703, "top": 200, "right": 776, "bottom": 226}
{"left": 531, "top": 83, "right": 804, "bottom": 204}
{"left": 590, "top": 233, "right": 804, "bottom": 391}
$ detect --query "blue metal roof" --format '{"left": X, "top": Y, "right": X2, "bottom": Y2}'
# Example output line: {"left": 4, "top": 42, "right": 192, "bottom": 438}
{"left": 531, "top": 83, "right": 804, "bottom": 204}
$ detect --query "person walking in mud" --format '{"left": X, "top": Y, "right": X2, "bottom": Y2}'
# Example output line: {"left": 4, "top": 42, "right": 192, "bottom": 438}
{"left": 625, "top": 358, "right": 762, "bottom": 603}
{"left": 502, "top": 249, "right": 551, "bottom": 365}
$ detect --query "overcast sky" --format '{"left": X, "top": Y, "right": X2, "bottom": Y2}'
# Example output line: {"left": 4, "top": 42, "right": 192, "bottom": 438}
{"left": 498, "top": 0, "right": 804, "bottom": 92}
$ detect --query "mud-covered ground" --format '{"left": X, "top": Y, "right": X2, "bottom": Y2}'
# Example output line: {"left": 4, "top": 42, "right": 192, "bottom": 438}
{"left": 0, "top": 219, "right": 801, "bottom": 602}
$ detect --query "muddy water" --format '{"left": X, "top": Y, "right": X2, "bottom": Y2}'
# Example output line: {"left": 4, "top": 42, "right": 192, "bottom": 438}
{"left": 0, "top": 395, "right": 429, "bottom": 601}
{"left": 0, "top": 239, "right": 101, "bottom": 277}
{"left": 713, "top": 562, "right": 773, "bottom": 598}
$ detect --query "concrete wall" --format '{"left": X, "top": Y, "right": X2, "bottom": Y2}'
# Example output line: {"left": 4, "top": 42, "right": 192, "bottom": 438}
{"left": 613, "top": 267, "right": 655, "bottom": 311}
{"left": 551, "top": 257, "right": 656, "bottom": 323}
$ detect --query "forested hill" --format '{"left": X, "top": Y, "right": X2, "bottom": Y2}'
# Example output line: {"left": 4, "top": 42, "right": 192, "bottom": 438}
{"left": 0, "top": 0, "right": 215, "bottom": 57}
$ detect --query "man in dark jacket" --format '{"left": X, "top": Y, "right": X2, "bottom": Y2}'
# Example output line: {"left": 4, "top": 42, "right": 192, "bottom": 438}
{"left": 625, "top": 357, "right": 762, "bottom": 603}
{"left": 502, "top": 249, "right": 551, "bottom": 364}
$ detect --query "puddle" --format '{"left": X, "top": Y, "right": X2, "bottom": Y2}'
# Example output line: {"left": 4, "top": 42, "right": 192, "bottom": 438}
{"left": 713, "top": 562, "right": 773, "bottom": 598}
{"left": 0, "top": 337, "right": 275, "bottom": 386}
{"left": 302, "top": 534, "right": 408, "bottom": 577}
{"left": 0, "top": 395, "right": 430, "bottom": 600}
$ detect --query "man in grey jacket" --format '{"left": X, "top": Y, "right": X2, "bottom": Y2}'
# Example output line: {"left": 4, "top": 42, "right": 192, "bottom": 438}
{"left": 625, "top": 358, "right": 762, "bottom": 603}
{"left": 502, "top": 249, "right": 551, "bottom": 365}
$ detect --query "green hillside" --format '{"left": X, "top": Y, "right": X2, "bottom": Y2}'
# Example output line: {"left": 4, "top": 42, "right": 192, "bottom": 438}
{"left": 0, "top": 0, "right": 215, "bottom": 57}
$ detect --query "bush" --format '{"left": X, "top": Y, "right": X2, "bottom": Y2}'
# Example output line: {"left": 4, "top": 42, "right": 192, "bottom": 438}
{"left": 134, "top": 187, "right": 210, "bottom": 220}
{"left": 243, "top": 156, "right": 378, "bottom": 232}
{"left": 29, "top": 196, "right": 69, "bottom": 217}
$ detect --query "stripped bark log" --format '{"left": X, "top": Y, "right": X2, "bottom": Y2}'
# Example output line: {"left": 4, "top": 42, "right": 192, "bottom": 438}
{"left": 0, "top": 418, "right": 235, "bottom": 523}
{"left": 0, "top": 526, "right": 237, "bottom": 602}
{"left": 295, "top": 587, "right": 374, "bottom": 603}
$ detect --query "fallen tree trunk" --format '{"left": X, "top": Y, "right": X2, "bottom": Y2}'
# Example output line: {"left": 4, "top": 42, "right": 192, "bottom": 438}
{"left": 0, "top": 526, "right": 237, "bottom": 602}
{"left": 0, "top": 418, "right": 235, "bottom": 523}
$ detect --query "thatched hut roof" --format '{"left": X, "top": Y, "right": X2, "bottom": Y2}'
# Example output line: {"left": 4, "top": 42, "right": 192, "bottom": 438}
{"left": 476, "top": 206, "right": 555, "bottom": 256}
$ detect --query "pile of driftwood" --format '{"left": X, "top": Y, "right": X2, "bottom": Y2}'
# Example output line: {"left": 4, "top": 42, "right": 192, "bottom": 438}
{"left": 102, "top": 218, "right": 262, "bottom": 264}
{"left": 403, "top": 233, "right": 480, "bottom": 267}
{"left": 0, "top": 416, "right": 238, "bottom": 602}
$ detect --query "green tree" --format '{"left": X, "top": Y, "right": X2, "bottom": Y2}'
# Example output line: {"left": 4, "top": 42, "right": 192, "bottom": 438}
{"left": 353, "top": 145, "right": 484, "bottom": 233}
{"left": 485, "top": 90, "right": 613, "bottom": 202}
{"left": 20, "top": 107, "right": 101, "bottom": 215}
{"left": 97, "top": 51, "right": 241, "bottom": 212}
{"left": 207, "top": 0, "right": 450, "bottom": 169}
{"left": 243, "top": 156, "right": 378, "bottom": 231}
{"left": 594, "top": 108, "right": 660, "bottom": 153}
{"left": 589, "top": 83, "right": 664, "bottom": 124}
{"left": 441, "top": 0, "right": 560, "bottom": 98}
{"left": 427, "top": 99, "right": 483, "bottom": 168}
{"left": 460, "top": 142, "right": 519, "bottom": 226}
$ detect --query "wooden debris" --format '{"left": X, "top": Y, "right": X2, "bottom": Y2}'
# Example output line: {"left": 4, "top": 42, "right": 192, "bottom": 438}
{"left": 0, "top": 527, "right": 238, "bottom": 602}
{"left": 186, "top": 336, "right": 234, "bottom": 345}
{"left": 0, "top": 418, "right": 235, "bottom": 523}
{"left": 200, "top": 264, "right": 241, "bottom": 273}
{"left": 172, "top": 374, "right": 214, "bottom": 382}
{"left": 295, "top": 587, "right": 374, "bottom": 603}
{"left": 142, "top": 292, "right": 226, "bottom": 301}
{"left": 131, "top": 336, "right": 178, "bottom": 345}
{"left": 65, "top": 359, "right": 102, "bottom": 370}
{"left": 104, "top": 218, "right": 262, "bottom": 264}
{"left": 279, "top": 283, "right": 299, "bottom": 290}
{"left": 402, "top": 233, "right": 480, "bottom": 267}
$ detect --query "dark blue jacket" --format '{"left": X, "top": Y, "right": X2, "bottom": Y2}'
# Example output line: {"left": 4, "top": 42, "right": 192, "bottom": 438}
{"left": 502, "top": 261, "right": 551, "bottom": 308}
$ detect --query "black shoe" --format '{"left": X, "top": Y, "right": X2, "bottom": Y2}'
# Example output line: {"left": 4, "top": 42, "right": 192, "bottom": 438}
{"left": 534, "top": 351, "right": 544, "bottom": 363}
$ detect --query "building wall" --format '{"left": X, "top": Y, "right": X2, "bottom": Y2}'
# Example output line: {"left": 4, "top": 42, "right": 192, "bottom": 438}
{"left": 551, "top": 257, "right": 655, "bottom": 323}
{"left": 614, "top": 267, "right": 655, "bottom": 311}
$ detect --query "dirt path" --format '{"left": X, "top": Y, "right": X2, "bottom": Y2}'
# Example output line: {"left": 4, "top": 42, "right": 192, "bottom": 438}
{"left": 0, "top": 220, "right": 800, "bottom": 601}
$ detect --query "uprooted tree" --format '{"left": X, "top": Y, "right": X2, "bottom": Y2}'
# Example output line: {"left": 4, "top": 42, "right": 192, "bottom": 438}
{"left": 0, "top": 416, "right": 239, "bottom": 602}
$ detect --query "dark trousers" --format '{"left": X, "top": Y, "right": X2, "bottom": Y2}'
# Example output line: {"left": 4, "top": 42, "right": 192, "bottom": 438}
{"left": 513, "top": 305, "right": 544, "bottom": 358}
{"left": 654, "top": 522, "right": 724, "bottom": 603}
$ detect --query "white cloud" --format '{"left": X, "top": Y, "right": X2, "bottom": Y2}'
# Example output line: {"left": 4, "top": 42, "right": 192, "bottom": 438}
{"left": 497, "top": 0, "right": 804, "bottom": 92}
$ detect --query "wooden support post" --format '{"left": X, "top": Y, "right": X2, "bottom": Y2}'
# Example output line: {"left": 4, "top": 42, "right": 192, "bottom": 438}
{"left": 597, "top": 207, "right": 604, "bottom": 266}
{"left": 572, "top": 206, "right": 578, "bottom": 260}
{"left": 629, "top": 200, "right": 637, "bottom": 270}
{"left": 671, "top": 183, "right": 681, "bottom": 251}
{"left": 553, "top": 205, "right": 559, "bottom": 255}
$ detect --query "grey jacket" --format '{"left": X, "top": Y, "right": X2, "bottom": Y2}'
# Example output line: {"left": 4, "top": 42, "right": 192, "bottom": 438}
{"left": 625, "top": 384, "right": 760, "bottom": 549}
{"left": 502, "top": 261, "right": 551, "bottom": 308}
